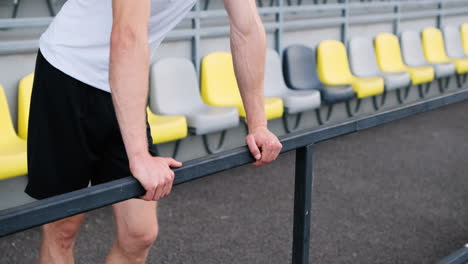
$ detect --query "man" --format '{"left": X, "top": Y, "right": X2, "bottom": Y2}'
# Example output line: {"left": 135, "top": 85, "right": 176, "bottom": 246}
{"left": 25, "top": 0, "right": 282, "bottom": 263}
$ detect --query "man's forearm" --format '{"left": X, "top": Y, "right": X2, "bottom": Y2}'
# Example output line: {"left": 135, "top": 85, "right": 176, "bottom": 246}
{"left": 228, "top": 3, "right": 268, "bottom": 132}
{"left": 109, "top": 26, "right": 150, "bottom": 163}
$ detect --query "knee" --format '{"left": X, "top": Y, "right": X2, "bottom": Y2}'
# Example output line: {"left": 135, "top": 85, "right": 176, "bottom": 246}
{"left": 117, "top": 222, "right": 159, "bottom": 253}
{"left": 43, "top": 217, "right": 83, "bottom": 250}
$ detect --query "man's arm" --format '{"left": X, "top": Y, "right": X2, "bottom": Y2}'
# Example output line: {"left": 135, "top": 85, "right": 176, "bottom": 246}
{"left": 224, "top": 0, "right": 282, "bottom": 166}
{"left": 110, "top": 0, "right": 181, "bottom": 201}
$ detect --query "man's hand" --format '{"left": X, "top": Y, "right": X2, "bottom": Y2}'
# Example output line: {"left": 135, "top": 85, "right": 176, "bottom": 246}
{"left": 246, "top": 126, "right": 282, "bottom": 166}
{"left": 130, "top": 153, "right": 182, "bottom": 201}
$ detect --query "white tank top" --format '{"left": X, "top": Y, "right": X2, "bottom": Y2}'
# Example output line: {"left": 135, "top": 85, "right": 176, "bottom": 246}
{"left": 39, "top": 0, "right": 197, "bottom": 93}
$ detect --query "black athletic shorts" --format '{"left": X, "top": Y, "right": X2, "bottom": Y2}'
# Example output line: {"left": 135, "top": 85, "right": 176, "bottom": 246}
{"left": 25, "top": 50, "right": 155, "bottom": 200}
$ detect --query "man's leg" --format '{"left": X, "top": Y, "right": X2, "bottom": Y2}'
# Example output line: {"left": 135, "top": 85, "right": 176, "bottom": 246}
{"left": 104, "top": 199, "right": 158, "bottom": 264}
{"left": 39, "top": 214, "right": 86, "bottom": 264}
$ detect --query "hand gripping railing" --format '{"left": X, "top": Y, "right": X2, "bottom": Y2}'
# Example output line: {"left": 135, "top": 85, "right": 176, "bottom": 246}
{"left": 2, "top": 88, "right": 468, "bottom": 263}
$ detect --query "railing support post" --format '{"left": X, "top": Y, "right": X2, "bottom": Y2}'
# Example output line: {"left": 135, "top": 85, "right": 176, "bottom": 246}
{"left": 292, "top": 144, "right": 314, "bottom": 264}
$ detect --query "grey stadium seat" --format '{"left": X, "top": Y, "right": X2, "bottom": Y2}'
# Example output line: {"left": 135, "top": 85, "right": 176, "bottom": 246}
{"left": 282, "top": 45, "right": 354, "bottom": 104}
{"left": 400, "top": 30, "right": 455, "bottom": 79}
{"left": 443, "top": 25, "right": 468, "bottom": 59}
{"left": 348, "top": 36, "right": 411, "bottom": 92}
{"left": 150, "top": 57, "right": 239, "bottom": 141}
{"left": 264, "top": 49, "right": 321, "bottom": 114}
{"left": 282, "top": 45, "right": 355, "bottom": 125}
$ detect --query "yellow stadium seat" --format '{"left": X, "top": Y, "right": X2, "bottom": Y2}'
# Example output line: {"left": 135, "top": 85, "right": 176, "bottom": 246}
{"left": 317, "top": 40, "right": 384, "bottom": 99}
{"left": 146, "top": 107, "right": 188, "bottom": 145}
{"left": 18, "top": 73, "right": 34, "bottom": 140}
{"left": 0, "top": 84, "right": 27, "bottom": 180}
{"left": 375, "top": 33, "right": 434, "bottom": 85}
{"left": 462, "top": 23, "right": 468, "bottom": 55}
{"left": 422, "top": 27, "right": 468, "bottom": 74}
{"left": 200, "top": 52, "right": 284, "bottom": 120}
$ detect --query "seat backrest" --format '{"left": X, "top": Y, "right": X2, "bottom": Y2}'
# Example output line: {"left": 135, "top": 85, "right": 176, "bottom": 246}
{"left": 282, "top": 45, "right": 322, "bottom": 90}
{"left": 264, "top": 49, "right": 289, "bottom": 97}
{"left": 0, "top": 84, "right": 17, "bottom": 146}
{"left": 201, "top": 52, "right": 242, "bottom": 106}
{"left": 317, "top": 40, "right": 354, "bottom": 85}
{"left": 150, "top": 58, "right": 204, "bottom": 115}
{"left": 348, "top": 37, "right": 381, "bottom": 77}
{"left": 374, "top": 33, "right": 406, "bottom": 72}
{"left": 421, "top": 27, "right": 450, "bottom": 63}
{"left": 443, "top": 25, "right": 466, "bottom": 58}
{"left": 400, "top": 31, "right": 427, "bottom": 67}
{"left": 460, "top": 23, "right": 468, "bottom": 55}
{"left": 18, "top": 73, "right": 34, "bottom": 139}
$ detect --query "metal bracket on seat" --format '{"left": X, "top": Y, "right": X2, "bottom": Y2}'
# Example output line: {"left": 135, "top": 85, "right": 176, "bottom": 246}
{"left": 283, "top": 112, "right": 303, "bottom": 133}
{"left": 315, "top": 104, "right": 334, "bottom": 125}
{"left": 456, "top": 73, "right": 468, "bottom": 88}
{"left": 372, "top": 91, "right": 387, "bottom": 111}
{"left": 396, "top": 85, "right": 412, "bottom": 104}
{"left": 437, "top": 77, "right": 451, "bottom": 93}
{"left": 12, "top": 0, "right": 20, "bottom": 18}
{"left": 202, "top": 130, "right": 227, "bottom": 154}
{"left": 150, "top": 140, "right": 182, "bottom": 159}
{"left": 345, "top": 98, "right": 362, "bottom": 117}
{"left": 418, "top": 82, "right": 432, "bottom": 98}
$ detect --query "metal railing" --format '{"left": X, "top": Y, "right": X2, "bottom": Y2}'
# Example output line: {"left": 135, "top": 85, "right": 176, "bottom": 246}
{"left": 2, "top": 87, "right": 468, "bottom": 263}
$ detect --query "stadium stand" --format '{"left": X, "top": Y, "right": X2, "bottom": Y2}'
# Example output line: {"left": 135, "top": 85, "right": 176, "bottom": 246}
{"left": 317, "top": 40, "right": 384, "bottom": 116}
{"left": 0, "top": 84, "right": 27, "bottom": 180}
{"left": 264, "top": 48, "right": 321, "bottom": 132}
{"left": 200, "top": 52, "right": 284, "bottom": 121}
{"left": 422, "top": 27, "right": 468, "bottom": 87}
{"left": 149, "top": 57, "right": 239, "bottom": 153}
{"left": 348, "top": 36, "right": 411, "bottom": 109}
{"left": 282, "top": 44, "right": 354, "bottom": 124}
{"left": 374, "top": 33, "right": 435, "bottom": 102}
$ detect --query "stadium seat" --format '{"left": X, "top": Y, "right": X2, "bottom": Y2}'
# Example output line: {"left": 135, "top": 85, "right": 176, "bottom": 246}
{"left": 146, "top": 107, "right": 188, "bottom": 145}
{"left": 265, "top": 49, "right": 321, "bottom": 114}
{"left": 349, "top": 37, "right": 411, "bottom": 92}
{"left": 17, "top": 73, "right": 34, "bottom": 140}
{"left": 0, "top": 84, "right": 27, "bottom": 180}
{"left": 375, "top": 33, "right": 435, "bottom": 87}
{"left": 264, "top": 48, "right": 321, "bottom": 131}
{"left": 201, "top": 52, "right": 284, "bottom": 120}
{"left": 462, "top": 23, "right": 468, "bottom": 55}
{"left": 317, "top": 40, "right": 384, "bottom": 99}
{"left": 282, "top": 45, "right": 354, "bottom": 104}
{"left": 400, "top": 31, "right": 455, "bottom": 80}
{"left": 422, "top": 27, "right": 468, "bottom": 75}
{"left": 150, "top": 58, "right": 239, "bottom": 136}
{"left": 443, "top": 25, "right": 468, "bottom": 59}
